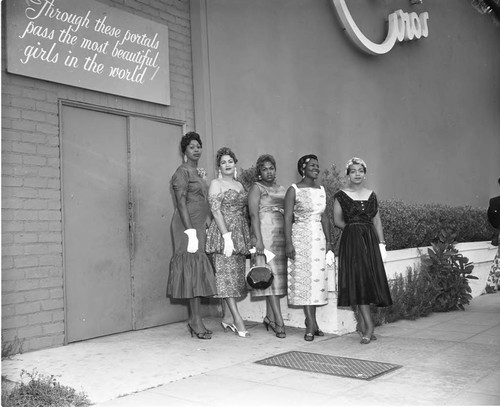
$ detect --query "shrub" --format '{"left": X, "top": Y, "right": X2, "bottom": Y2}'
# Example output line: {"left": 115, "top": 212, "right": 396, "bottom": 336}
{"left": 237, "top": 165, "right": 257, "bottom": 191}
{"left": 2, "top": 369, "right": 91, "bottom": 407}
{"left": 421, "top": 229, "right": 478, "bottom": 311}
{"left": 380, "top": 200, "right": 494, "bottom": 250}
{"left": 2, "top": 337, "right": 24, "bottom": 359}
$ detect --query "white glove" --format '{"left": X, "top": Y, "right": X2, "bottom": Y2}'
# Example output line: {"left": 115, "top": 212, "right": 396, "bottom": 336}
{"left": 184, "top": 229, "right": 199, "bottom": 253}
{"left": 326, "top": 250, "right": 335, "bottom": 267}
{"left": 379, "top": 243, "right": 387, "bottom": 261}
{"left": 223, "top": 232, "right": 234, "bottom": 257}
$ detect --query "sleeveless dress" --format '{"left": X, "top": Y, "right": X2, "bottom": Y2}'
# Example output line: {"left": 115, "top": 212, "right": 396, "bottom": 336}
{"left": 251, "top": 182, "right": 287, "bottom": 297}
{"left": 335, "top": 190, "right": 392, "bottom": 307}
{"left": 287, "top": 184, "right": 328, "bottom": 306}
{"left": 206, "top": 189, "right": 252, "bottom": 298}
{"left": 167, "top": 164, "right": 217, "bottom": 299}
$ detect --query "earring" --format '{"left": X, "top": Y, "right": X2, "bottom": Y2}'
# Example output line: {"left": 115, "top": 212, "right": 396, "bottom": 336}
{"left": 218, "top": 169, "right": 222, "bottom": 179}
{"left": 183, "top": 154, "right": 187, "bottom": 163}
{"left": 258, "top": 175, "right": 262, "bottom": 180}
{"left": 234, "top": 168, "right": 238, "bottom": 179}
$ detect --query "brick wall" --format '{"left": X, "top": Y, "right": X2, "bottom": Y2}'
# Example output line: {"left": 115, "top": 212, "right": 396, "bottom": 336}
{"left": 1, "top": 0, "right": 195, "bottom": 353}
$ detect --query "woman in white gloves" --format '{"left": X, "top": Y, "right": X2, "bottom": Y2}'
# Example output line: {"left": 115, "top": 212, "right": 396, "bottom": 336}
{"left": 284, "top": 154, "right": 333, "bottom": 342}
{"left": 206, "top": 147, "right": 252, "bottom": 337}
{"left": 333, "top": 157, "right": 392, "bottom": 345}
{"left": 167, "top": 132, "right": 217, "bottom": 340}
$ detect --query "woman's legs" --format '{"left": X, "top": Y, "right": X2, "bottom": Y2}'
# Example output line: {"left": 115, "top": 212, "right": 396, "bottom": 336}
{"left": 304, "top": 305, "right": 316, "bottom": 335}
{"left": 188, "top": 297, "right": 204, "bottom": 331}
{"left": 224, "top": 297, "right": 247, "bottom": 333}
{"left": 358, "top": 304, "right": 374, "bottom": 339}
{"left": 267, "top": 296, "right": 284, "bottom": 327}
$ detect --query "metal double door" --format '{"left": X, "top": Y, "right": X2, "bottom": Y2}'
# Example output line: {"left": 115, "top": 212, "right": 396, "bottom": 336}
{"left": 61, "top": 104, "right": 188, "bottom": 342}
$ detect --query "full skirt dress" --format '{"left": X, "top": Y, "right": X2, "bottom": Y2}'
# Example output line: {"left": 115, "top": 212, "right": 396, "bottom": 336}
{"left": 166, "top": 164, "right": 217, "bottom": 299}
{"left": 335, "top": 190, "right": 392, "bottom": 307}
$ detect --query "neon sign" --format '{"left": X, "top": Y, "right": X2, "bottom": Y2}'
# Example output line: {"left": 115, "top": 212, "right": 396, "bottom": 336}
{"left": 332, "top": 0, "right": 429, "bottom": 55}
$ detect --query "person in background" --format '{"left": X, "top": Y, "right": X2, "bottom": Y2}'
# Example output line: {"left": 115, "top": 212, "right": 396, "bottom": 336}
{"left": 333, "top": 157, "right": 392, "bottom": 344}
{"left": 248, "top": 154, "right": 287, "bottom": 339}
{"left": 205, "top": 147, "right": 252, "bottom": 337}
{"left": 167, "top": 132, "right": 217, "bottom": 340}
{"left": 284, "top": 154, "right": 334, "bottom": 342}
{"left": 486, "top": 177, "right": 500, "bottom": 292}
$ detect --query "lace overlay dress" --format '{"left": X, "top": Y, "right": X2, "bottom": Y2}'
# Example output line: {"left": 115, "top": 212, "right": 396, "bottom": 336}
{"left": 206, "top": 189, "right": 252, "bottom": 298}
{"left": 167, "top": 164, "right": 217, "bottom": 299}
{"left": 251, "top": 182, "right": 287, "bottom": 297}
{"left": 287, "top": 184, "right": 328, "bottom": 306}
{"left": 335, "top": 190, "right": 392, "bottom": 307}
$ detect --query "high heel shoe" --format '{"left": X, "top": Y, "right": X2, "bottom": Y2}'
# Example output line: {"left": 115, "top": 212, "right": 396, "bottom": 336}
{"left": 187, "top": 324, "right": 211, "bottom": 340}
{"left": 360, "top": 336, "right": 371, "bottom": 344}
{"left": 263, "top": 316, "right": 274, "bottom": 332}
{"left": 305, "top": 319, "right": 324, "bottom": 337}
{"left": 221, "top": 321, "right": 237, "bottom": 333}
{"left": 235, "top": 327, "right": 250, "bottom": 338}
{"left": 357, "top": 330, "right": 377, "bottom": 341}
{"left": 274, "top": 323, "right": 286, "bottom": 339}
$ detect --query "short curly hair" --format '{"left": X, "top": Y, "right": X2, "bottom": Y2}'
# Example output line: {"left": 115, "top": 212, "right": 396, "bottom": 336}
{"left": 297, "top": 154, "right": 318, "bottom": 177}
{"left": 255, "top": 154, "right": 276, "bottom": 178}
{"left": 180, "top": 132, "right": 202, "bottom": 154}
{"left": 216, "top": 147, "right": 238, "bottom": 167}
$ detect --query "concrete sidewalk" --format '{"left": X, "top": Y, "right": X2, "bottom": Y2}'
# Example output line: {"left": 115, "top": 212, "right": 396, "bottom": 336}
{"left": 2, "top": 292, "right": 500, "bottom": 406}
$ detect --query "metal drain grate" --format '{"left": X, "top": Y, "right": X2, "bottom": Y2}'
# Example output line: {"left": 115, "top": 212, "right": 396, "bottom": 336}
{"left": 256, "top": 351, "right": 402, "bottom": 380}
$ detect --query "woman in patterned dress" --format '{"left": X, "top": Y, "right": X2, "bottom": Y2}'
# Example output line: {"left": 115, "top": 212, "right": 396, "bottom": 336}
{"left": 333, "top": 157, "right": 392, "bottom": 345}
{"left": 206, "top": 147, "right": 252, "bottom": 337}
{"left": 284, "top": 154, "right": 334, "bottom": 341}
{"left": 167, "top": 132, "right": 217, "bottom": 340}
{"left": 248, "top": 154, "right": 287, "bottom": 338}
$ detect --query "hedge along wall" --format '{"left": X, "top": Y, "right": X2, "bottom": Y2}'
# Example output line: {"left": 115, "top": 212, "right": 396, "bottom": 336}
{"left": 1, "top": 0, "right": 195, "bottom": 352}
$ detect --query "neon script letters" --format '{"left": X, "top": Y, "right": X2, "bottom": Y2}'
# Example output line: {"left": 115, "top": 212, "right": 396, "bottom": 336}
{"left": 332, "top": 0, "right": 429, "bottom": 55}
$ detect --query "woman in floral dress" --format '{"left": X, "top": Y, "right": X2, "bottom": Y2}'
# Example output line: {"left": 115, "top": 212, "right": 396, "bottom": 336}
{"left": 284, "top": 154, "right": 334, "bottom": 341}
{"left": 206, "top": 147, "right": 252, "bottom": 337}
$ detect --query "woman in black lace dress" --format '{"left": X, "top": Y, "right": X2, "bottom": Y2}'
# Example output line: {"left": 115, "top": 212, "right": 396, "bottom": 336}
{"left": 333, "top": 157, "right": 392, "bottom": 344}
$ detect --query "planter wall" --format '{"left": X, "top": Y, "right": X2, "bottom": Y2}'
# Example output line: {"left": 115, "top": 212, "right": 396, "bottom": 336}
{"left": 237, "top": 241, "right": 496, "bottom": 335}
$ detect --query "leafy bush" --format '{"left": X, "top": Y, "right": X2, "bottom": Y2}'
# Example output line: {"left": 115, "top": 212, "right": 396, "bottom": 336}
{"left": 2, "top": 337, "right": 24, "bottom": 359}
{"left": 421, "top": 229, "right": 478, "bottom": 311}
{"left": 2, "top": 369, "right": 91, "bottom": 407}
{"left": 237, "top": 165, "right": 257, "bottom": 191}
{"left": 380, "top": 200, "right": 494, "bottom": 250}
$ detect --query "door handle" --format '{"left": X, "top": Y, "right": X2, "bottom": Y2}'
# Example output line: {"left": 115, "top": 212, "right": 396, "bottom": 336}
{"left": 128, "top": 198, "right": 135, "bottom": 259}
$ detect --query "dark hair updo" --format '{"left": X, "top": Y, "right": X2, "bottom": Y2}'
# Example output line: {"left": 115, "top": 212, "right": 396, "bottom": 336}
{"left": 216, "top": 147, "right": 238, "bottom": 167}
{"left": 255, "top": 154, "right": 276, "bottom": 178}
{"left": 297, "top": 154, "right": 318, "bottom": 176}
{"left": 180, "top": 132, "right": 202, "bottom": 154}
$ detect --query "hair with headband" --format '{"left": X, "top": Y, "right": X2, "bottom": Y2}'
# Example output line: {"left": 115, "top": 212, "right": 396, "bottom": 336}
{"left": 297, "top": 154, "right": 318, "bottom": 177}
{"left": 216, "top": 147, "right": 238, "bottom": 167}
{"left": 345, "top": 157, "right": 367, "bottom": 175}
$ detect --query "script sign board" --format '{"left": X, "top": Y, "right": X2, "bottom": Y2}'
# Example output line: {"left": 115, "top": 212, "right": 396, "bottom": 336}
{"left": 6, "top": 0, "right": 170, "bottom": 105}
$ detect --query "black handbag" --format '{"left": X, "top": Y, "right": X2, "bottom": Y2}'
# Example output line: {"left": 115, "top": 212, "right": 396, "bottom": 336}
{"left": 246, "top": 254, "right": 274, "bottom": 289}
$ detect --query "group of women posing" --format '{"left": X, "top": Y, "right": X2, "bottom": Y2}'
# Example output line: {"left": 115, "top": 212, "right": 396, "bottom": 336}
{"left": 167, "top": 132, "right": 392, "bottom": 344}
